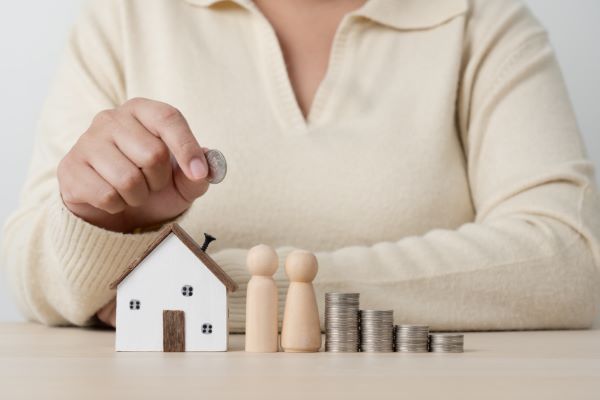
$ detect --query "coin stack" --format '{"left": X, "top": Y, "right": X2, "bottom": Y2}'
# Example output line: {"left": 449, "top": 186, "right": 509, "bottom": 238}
{"left": 359, "top": 310, "right": 394, "bottom": 352}
{"left": 394, "top": 325, "right": 430, "bottom": 353}
{"left": 429, "top": 333, "right": 464, "bottom": 353}
{"left": 325, "top": 293, "right": 360, "bottom": 352}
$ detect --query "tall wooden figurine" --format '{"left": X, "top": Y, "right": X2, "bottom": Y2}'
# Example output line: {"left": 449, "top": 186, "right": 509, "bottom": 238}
{"left": 245, "top": 244, "right": 279, "bottom": 352}
{"left": 281, "top": 250, "right": 321, "bottom": 352}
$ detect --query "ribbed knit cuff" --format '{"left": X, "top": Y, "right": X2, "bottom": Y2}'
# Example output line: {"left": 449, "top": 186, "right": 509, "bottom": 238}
{"left": 46, "top": 193, "right": 160, "bottom": 323}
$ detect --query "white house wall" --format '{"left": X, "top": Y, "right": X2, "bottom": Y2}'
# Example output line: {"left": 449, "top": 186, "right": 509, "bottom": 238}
{"left": 115, "top": 233, "right": 228, "bottom": 351}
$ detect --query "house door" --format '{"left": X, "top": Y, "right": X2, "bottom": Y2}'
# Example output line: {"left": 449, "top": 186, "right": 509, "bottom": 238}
{"left": 163, "top": 310, "right": 185, "bottom": 352}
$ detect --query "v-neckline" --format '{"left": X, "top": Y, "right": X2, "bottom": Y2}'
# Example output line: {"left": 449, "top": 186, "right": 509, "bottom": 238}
{"left": 249, "top": 3, "right": 356, "bottom": 134}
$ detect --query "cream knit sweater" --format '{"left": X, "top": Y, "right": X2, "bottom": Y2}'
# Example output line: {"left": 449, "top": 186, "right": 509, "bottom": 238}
{"left": 2, "top": 0, "right": 599, "bottom": 332}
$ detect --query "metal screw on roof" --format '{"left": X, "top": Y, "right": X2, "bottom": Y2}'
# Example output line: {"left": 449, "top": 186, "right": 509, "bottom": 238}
{"left": 201, "top": 233, "right": 216, "bottom": 252}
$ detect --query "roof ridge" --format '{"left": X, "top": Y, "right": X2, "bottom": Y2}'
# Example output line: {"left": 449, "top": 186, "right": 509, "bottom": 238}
{"left": 109, "top": 223, "right": 238, "bottom": 292}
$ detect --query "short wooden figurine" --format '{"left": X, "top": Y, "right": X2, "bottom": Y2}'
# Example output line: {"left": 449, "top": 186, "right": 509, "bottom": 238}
{"left": 109, "top": 223, "right": 238, "bottom": 352}
{"left": 281, "top": 250, "right": 322, "bottom": 352}
{"left": 245, "top": 244, "right": 279, "bottom": 352}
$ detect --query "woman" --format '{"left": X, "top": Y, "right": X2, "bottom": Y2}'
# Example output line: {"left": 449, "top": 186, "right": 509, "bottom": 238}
{"left": 2, "top": 0, "right": 599, "bottom": 331}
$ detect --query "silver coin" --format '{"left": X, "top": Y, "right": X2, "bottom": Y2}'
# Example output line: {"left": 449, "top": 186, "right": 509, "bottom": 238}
{"left": 360, "top": 309, "right": 394, "bottom": 352}
{"left": 394, "top": 324, "right": 430, "bottom": 352}
{"left": 325, "top": 292, "right": 361, "bottom": 352}
{"left": 429, "top": 333, "right": 465, "bottom": 353}
{"left": 205, "top": 149, "right": 227, "bottom": 184}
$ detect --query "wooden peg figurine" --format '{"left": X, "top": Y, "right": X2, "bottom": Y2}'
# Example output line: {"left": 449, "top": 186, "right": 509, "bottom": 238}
{"left": 281, "top": 250, "right": 321, "bottom": 353}
{"left": 245, "top": 244, "right": 279, "bottom": 352}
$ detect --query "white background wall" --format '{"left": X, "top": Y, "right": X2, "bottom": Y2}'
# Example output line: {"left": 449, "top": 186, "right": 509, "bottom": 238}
{"left": 0, "top": 0, "right": 599, "bottom": 322}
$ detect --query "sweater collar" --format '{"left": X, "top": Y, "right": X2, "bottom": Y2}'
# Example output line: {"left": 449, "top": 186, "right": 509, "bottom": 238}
{"left": 184, "top": 0, "right": 469, "bottom": 30}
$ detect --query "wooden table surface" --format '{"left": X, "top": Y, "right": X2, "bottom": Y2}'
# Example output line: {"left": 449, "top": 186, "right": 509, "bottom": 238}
{"left": 1, "top": 323, "right": 599, "bottom": 399}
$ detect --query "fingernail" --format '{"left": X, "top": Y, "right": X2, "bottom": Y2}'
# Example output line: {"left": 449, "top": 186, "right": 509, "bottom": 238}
{"left": 189, "top": 157, "right": 208, "bottom": 180}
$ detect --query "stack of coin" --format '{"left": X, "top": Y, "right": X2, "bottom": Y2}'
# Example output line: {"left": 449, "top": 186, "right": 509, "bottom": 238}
{"left": 359, "top": 310, "right": 394, "bottom": 352}
{"left": 394, "top": 325, "right": 430, "bottom": 353}
{"left": 325, "top": 293, "right": 360, "bottom": 352}
{"left": 429, "top": 333, "right": 464, "bottom": 353}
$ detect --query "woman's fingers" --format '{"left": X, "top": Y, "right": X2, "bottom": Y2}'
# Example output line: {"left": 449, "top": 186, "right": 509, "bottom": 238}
{"left": 57, "top": 98, "right": 212, "bottom": 233}
{"left": 58, "top": 156, "right": 127, "bottom": 214}
{"left": 109, "top": 112, "right": 172, "bottom": 192}
{"left": 82, "top": 137, "right": 150, "bottom": 208}
{"left": 123, "top": 98, "right": 209, "bottom": 181}
{"left": 173, "top": 161, "right": 210, "bottom": 203}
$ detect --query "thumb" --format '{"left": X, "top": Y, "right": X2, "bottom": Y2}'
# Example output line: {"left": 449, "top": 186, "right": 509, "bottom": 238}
{"left": 173, "top": 161, "right": 210, "bottom": 203}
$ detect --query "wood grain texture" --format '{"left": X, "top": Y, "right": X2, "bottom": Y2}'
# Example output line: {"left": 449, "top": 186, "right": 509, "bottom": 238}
{"left": 163, "top": 310, "right": 185, "bottom": 352}
{"left": 109, "top": 223, "right": 238, "bottom": 292}
{"left": 1, "top": 323, "right": 600, "bottom": 399}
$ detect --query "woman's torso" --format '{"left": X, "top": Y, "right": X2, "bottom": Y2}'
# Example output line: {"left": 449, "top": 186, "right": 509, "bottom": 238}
{"left": 121, "top": 0, "right": 475, "bottom": 251}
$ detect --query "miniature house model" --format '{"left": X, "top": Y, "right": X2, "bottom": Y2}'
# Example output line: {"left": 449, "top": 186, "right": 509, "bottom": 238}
{"left": 109, "top": 223, "right": 238, "bottom": 352}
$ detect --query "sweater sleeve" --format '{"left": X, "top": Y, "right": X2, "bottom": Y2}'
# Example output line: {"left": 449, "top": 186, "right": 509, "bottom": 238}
{"left": 0, "top": 0, "right": 162, "bottom": 325}
{"left": 212, "top": 3, "right": 600, "bottom": 333}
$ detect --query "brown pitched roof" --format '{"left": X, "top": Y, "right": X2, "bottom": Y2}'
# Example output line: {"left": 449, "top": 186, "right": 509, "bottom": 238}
{"left": 109, "top": 223, "right": 238, "bottom": 292}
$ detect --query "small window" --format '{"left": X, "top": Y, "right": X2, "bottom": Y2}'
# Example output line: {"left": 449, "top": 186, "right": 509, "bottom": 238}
{"left": 182, "top": 285, "right": 194, "bottom": 297}
{"left": 129, "top": 299, "right": 141, "bottom": 310}
{"left": 202, "top": 323, "right": 213, "bottom": 334}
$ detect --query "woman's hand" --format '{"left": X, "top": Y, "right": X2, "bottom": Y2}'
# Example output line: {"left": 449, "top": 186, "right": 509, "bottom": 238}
{"left": 57, "top": 98, "right": 210, "bottom": 233}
